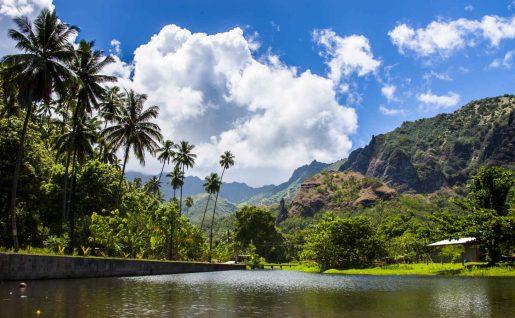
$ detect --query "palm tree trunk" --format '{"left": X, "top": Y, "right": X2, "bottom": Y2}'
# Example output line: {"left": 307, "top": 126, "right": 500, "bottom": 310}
{"left": 200, "top": 194, "right": 212, "bottom": 230}
{"left": 156, "top": 161, "right": 165, "bottom": 195}
{"left": 179, "top": 165, "right": 184, "bottom": 216}
{"left": 115, "top": 146, "right": 130, "bottom": 209}
{"left": 209, "top": 168, "right": 225, "bottom": 263}
{"left": 167, "top": 212, "right": 174, "bottom": 260}
{"left": 67, "top": 147, "right": 78, "bottom": 254}
{"left": 8, "top": 103, "right": 33, "bottom": 250}
{"left": 61, "top": 149, "right": 72, "bottom": 222}
{"left": 98, "top": 121, "right": 108, "bottom": 161}
{"left": 61, "top": 119, "right": 76, "bottom": 225}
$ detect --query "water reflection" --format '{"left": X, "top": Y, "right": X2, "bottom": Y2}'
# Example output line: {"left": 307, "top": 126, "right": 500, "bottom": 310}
{"left": 1, "top": 271, "right": 514, "bottom": 317}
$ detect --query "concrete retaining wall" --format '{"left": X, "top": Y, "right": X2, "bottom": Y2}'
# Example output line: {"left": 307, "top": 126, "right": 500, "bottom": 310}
{"left": 0, "top": 253, "right": 245, "bottom": 280}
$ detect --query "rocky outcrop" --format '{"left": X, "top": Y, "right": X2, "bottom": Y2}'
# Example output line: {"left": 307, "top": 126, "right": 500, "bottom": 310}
{"left": 287, "top": 171, "right": 396, "bottom": 219}
{"left": 340, "top": 95, "right": 515, "bottom": 193}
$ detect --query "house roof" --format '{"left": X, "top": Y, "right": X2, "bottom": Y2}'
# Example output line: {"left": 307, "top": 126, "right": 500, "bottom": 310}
{"left": 427, "top": 237, "right": 477, "bottom": 247}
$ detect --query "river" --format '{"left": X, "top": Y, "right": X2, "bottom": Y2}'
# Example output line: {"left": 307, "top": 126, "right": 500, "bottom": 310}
{"left": 1, "top": 270, "right": 514, "bottom": 317}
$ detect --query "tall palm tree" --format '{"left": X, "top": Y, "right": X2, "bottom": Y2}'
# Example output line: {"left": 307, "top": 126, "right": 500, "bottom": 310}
{"left": 209, "top": 151, "right": 235, "bottom": 263}
{"left": 102, "top": 89, "right": 163, "bottom": 208}
{"left": 61, "top": 39, "right": 115, "bottom": 240}
{"left": 185, "top": 197, "right": 194, "bottom": 209}
{"left": 200, "top": 173, "right": 221, "bottom": 230}
{"left": 145, "top": 176, "right": 161, "bottom": 196}
{"left": 156, "top": 140, "right": 175, "bottom": 193}
{"left": 98, "top": 85, "right": 123, "bottom": 159}
{"left": 55, "top": 114, "right": 99, "bottom": 252}
{"left": 2, "top": 9, "right": 78, "bottom": 249}
{"left": 172, "top": 141, "right": 196, "bottom": 216}
{"left": 167, "top": 165, "right": 184, "bottom": 202}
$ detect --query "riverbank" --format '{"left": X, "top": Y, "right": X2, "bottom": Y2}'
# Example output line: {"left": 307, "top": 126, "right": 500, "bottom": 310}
{"left": 0, "top": 253, "right": 245, "bottom": 280}
{"left": 285, "top": 263, "right": 515, "bottom": 277}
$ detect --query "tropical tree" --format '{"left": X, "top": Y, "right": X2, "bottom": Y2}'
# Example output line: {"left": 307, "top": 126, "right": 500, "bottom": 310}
{"left": 56, "top": 115, "right": 100, "bottom": 251}
{"left": 145, "top": 176, "right": 161, "bottom": 196}
{"left": 172, "top": 141, "right": 196, "bottom": 215}
{"left": 454, "top": 166, "right": 515, "bottom": 265}
{"left": 200, "top": 173, "right": 221, "bottom": 230}
{"left": 98, "top": 86, "right": 123, "bottom": 159}
{"left": 208, "top": 151, "right": 235, "bottom": 262}
{"left": 62, "top": 39, "right": 115, "bottom": 237}
{"left": 156, "top": 140, "right": 175, "bottom": 192}
{"left": 102, "top": 89, "right": 162, "bottom": 208}
{"left": 2, "top": 9, "right": 78, "bottom": 249}
{"left": 167, "top": 165, "right": 184, "bottom": 202}
{"left": 185, "top": 196, "right": 194, "bottom": 209}
{"left": 234, "top": 206, "right": 285, "bottom": 262}
{"left": 301, "top": 212, "right": 384, "bottom": 270}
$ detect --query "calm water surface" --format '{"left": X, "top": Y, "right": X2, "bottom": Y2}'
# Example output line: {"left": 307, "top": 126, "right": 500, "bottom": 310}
{"left": 1, "top": 270, "right": 514, "bottom": 317}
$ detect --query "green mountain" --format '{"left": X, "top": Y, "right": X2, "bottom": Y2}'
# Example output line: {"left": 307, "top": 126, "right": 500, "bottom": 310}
{"left": 184, "top": 193, "right": 237, "bottom": 225}
{"left": 127, "top": 159, "right": 332, "bottom": 206}
{"left": 243, "top": 160, "right": 332, "bottom": 205}
{"left": 287, "top": 170, "right": 397, "bottom": 220}
{"left": 339, "top": 95, "right": 515, "bottom": 193}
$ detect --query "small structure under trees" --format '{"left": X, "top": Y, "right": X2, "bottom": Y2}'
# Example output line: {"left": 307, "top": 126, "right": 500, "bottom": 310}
{"left": 427, "top": 237, "right": 481, "bottom": 263}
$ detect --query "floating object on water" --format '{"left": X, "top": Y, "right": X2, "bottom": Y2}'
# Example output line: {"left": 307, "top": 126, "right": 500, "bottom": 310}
{"left": 19, "top": 282, "right": 27, "bottom": 288}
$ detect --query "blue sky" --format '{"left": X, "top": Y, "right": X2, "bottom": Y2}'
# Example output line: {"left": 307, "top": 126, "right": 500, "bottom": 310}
{"left": 1, "top": 0, "right": 514, "bottom": 186}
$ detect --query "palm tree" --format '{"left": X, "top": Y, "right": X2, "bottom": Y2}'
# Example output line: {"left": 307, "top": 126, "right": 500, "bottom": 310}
{"left": 185, "top": 197, "right": 194, "bottom": 209}
{"left": 61, "top": 39, "right": 115, "bottom": 241}
{"left": 209, "top": 151, "right": 235, "bottom": 262}
{"left": 55, "top": 114, "right": 99, "bottom": 252}
{"left": 200, "top": 173, "right": 221, "bottom": 230}
{"left": 145, "top": 176, "right": 161, "bottom": 196}
{"left": 172, "top": 141, "right": 196, "bottom": 216}
{"left": 102, "top": 89, "right": 163, "bottom": 208}
{"left": 98, "top": 86, "right": 122, "bottom": 158}
{"left": 2, "top": 9, "right": 78, "bottom": 249}
{"left": 156, "top": 140, "right": 175, "bottom": 193}
{"left": 167, "top": 165, "right": 184, "bottom": 201}
{"left": 184, "top": 196, "right": 194, "bottom": 217}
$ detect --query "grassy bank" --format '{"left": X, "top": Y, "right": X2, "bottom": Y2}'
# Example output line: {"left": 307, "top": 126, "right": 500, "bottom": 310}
{"left": 286, "top": 263, "right": 515, "bottom": 277}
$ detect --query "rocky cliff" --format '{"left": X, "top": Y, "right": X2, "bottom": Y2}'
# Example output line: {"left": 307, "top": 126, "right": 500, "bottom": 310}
{"left": 287, "top": 171, "right": 396, "bottom": 219}
{"left": 339, "top": 95, "right": 515, "bottom": 193}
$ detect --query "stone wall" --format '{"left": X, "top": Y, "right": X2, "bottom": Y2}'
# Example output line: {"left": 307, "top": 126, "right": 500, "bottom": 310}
{"left": 0, "top": 253, "right": 245, "bottom": 280}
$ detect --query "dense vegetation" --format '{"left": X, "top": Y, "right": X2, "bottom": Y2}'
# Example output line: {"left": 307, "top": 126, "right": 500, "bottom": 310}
{"left": 0, "top": 9, "right": 230, "bottom": 261}
{"left": 0, "top": 9, "right": 513, "bottom": 271}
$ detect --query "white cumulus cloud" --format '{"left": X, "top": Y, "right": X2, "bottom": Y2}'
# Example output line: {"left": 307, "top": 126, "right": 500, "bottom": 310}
{"left": 106, "top": 25, "right": 357, "bottom": 186}
{"left": 379, "top": 105, "right": 405, "bottom": 116}
{"left": 417, "top": 91, "right": 460, "bottom": 111}
{"left": 313, "top": 29, "right": 381, "bottom": 86}
{"left": 0, "top": 0, "right": 54, "bottom": 56}
{"left": 388, "top": 15, "right": 515, "bottom": 57}
{"left": 488, "top": 50, "right": 514, "bottom": 69}
{"left": 381, "top": 84, "right": 396, "bottom": 101}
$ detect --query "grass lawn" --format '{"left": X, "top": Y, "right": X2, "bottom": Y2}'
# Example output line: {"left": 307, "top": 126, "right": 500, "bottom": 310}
{"left": 287, "top": 262, "right": 515, "bottom": 277}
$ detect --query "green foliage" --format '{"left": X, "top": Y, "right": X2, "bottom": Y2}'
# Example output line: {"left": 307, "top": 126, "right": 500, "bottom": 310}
{"left": 43, "top": 234, "right": 70, "bottom": 253}
{"left": 234, "top": 206, "right": 285, "bottom": 262}
{"left": 301, "top": 212, "right": 384, "bottom": 270}
{"left": 454, "top": 166, "right": 515, "bottom": 264}
{"left": 88, "top": 201, "right": 204, "bottom": 260}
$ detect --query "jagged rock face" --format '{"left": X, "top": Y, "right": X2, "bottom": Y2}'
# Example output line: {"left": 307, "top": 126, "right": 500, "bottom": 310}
{"left": 287, "top": 171, "right": 396, "bottom": 219}
{"left": 340, "top": 95, "right": 515, "bottom": 193}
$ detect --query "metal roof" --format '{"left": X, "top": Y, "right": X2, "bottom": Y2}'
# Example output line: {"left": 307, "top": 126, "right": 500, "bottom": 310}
{"left": 427, "top": 237, "right": 477, "bottom": 247}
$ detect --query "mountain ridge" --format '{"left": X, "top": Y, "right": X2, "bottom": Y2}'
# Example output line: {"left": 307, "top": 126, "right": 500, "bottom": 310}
{"left": 339, "top": 95, "right": 515, "bottom": 192}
